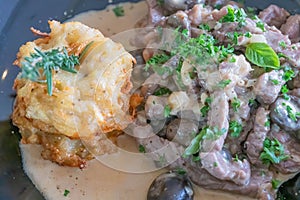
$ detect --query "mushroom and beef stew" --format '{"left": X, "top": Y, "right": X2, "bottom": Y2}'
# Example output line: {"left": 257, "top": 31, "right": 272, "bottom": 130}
{"left": 126, "top": 0, "right": 300, "bottom": 199}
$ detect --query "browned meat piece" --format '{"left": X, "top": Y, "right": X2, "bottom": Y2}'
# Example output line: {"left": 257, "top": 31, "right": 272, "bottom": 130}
{"left": 173, "top": 159, "right": 275, "bottom": 199}
{"left": 188, "top": 4, "right": 214, "bottom": 26}
{"left": 264, "top": 26, "right": 291, "bottom": 52}
{"left": 254, "top": 70, "right": 285, "bottom": 105}
{"left": 167, "top": 11, "right": 191, "bottom": 35}
{"left": 281, "top": 15, "right": 300, "bottom": 43}
{"left": 245, "top": 107, "right": 270, "bottom": 167}
{"left": 258, "top": 5, "right": 290, "bottom": 29}
{"left": 146, "top": 0, "right": 165, "bottom": 25}
{"left": 202, "top": 91, "right": 229, "bottom": 152}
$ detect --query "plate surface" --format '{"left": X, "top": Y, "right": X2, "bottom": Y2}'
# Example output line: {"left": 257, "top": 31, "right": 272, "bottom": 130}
{"left": 0, "top": 0, "right": 299, "bottom": 199}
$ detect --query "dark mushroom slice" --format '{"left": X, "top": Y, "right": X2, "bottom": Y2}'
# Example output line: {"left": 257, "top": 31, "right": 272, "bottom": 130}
{"left": 270, "top": 96, "right": 300, "bottom": 134}
{"left": 147, "top": 171, "right": 194, "bottom": 200}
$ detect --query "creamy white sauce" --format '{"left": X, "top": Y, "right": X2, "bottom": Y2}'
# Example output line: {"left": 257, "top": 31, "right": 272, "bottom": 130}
{"left": 21, "top": 2, "right": 275, "bottom": 200}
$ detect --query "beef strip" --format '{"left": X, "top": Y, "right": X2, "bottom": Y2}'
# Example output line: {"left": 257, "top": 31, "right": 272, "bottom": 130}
{"left": 199, "top": 91, "right": 251, "bottom": 185}
{"left": 254, "top": 70, "right": 285, "bottom": 105}
{"left": 258, "top": 5, "right": 290, "bottom": 29}
{"left": 170, "top": 157, "right": 275, "bottom": 200}
{"left": 245, "top": 107, "right": 270, "bottom": 167}
{"left": 264, "top": 26, "right": 291, "bottom": 52}
{"left": 281, "top": 15, "right": 300, "bottom": 43}
{"left": 201, "top": 91, "right": 229, "bottom": 152}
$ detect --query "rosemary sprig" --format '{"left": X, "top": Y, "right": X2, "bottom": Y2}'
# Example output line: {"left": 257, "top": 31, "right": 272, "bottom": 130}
{"left": 20, "top": 47, "right": 79, "bottom": 96}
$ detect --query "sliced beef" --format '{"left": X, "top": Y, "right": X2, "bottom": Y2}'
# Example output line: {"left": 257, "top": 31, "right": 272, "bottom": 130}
{"left": 281, "top": 15, "right": 300, "bottom": 43}
{"left": 245, "top": 107, "right": 270, "bottom": 167}
{"left": 264, "top": 26, "right": 291, "bottom": 52}
{"left": 258, "top": 5, "right": 290, "bottom": 29}
{"left": 200, "top": 150, "right": 251, "bottom": 185}
{"left": 145, "top": 95, "right": 168, "bottom": 121}
{"left": 171, "top": 158, "right": 275, "bottom": 199}
{"left": 254, "top": 70, "right": 285, "bottom": 105}
{"left": 201, "top": 91, "right": 229, "bottom": 152}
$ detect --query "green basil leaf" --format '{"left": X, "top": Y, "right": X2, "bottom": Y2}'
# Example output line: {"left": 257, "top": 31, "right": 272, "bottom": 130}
{"left": 245, "top": 43, "right": 280, "bottom": 70}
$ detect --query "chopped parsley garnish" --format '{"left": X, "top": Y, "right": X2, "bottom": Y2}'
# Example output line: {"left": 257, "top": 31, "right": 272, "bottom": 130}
{"left": 264, "top": 117, "right": 271, "bottom": 127}
{"left": 229, "top": 120, "right": 242, "bottom": 138}
{"left": 229, "top": 56, "right": 236, "bottom": 63}
{"left": 21, "top": 47, "right": 79, "bottom": 96}
{"left": 174, "top": 168, "right": 186, "bottom": 175}
{"left": 64, "top": 189, "right": 70, "bottom": 197}
{"left": 218, "top": 79, "right": 231, "bottom": 89}
{"left": 271, "top": 179, "right": 281, "bottom": 189}
{"left": 259, "top": 138, "right": 289, "bottom": 165}
{"left": 233, "top": 154, "right": 239, "bottom": 162}
{"left": 282, "top": 66, "right": 295, "bottom": 81}
{"left": 281, "top": 85, "right": 290, "bottom": 100}
{"left": 231, "top": 97, "right": 241, "bottom": 112}
{"left": 200, "top": 97, "right": 212, "bottom": 117}
{"left": 244, "top": 32, "right": 252, "bottom": 38}
{"left": 144, "top": 53, "right": 171, "bottom": 73}
{"left": 113, "top": 5, "right": 125, "bottom": 17}
{"left": 270, "top": 79, "right": 279, "bottom": 85}
{"left": 245, "top": 43, "right": 280, "bottom": 70}
{"left": 139, "top": 144, "right": 146, "bottom": 153}
{"left": 200, "top": 105, "right": 210, "bottom": 117}
{"left": 279, "top": 41, "right": 287, "bottom": 48}
{"left": 213, "top": 162, "right": 218, "bottom": 167}
{"left": 256, "top": 21, "right": 265, "bottom": 32}
{"left": 183, "top": 126, "right": 226, "bottom": 158}
{"left": 153, "top": 87, "right": 172, "bottom": 96}
{"left": 286, "top": 104, "right": 299, "bottom": 122}
{"left": 220, "top": 7, "right": 247, "bottom": 27}
{"left": 226, "top": 32, "right": 242, "bottom": 45}
{"left": 199, "top": 24, "right": 211, "bottom": 31}
{"left": 164, "top": 105, "right": 171, "bottom": 118}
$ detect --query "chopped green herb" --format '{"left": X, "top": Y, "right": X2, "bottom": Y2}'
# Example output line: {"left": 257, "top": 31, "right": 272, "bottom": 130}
{"left": 244, "top": 32, "right": 252, "bottom": 38}
{"left": 200, "top": 105, "right": 210, "bottom": 117}
{"left": 271, "top": 179, "right": 281, "bottom": 189}
{"left": 264, "top": 117, "right": 270, "bottom": 127}
{"left": 153, "top": 87, "right": 172, "bottom": 96}
{"left": 281, "top": 85, "right": 290, "bottom": 100}
{"left": 229, "top": 120, "right": 243, "bottom": 138}
{"left": 205, "top": 97, "right": 213, "bottom": 104}
{"left": 183, "top": 126, "right": 226, "bottom": 158}
{"left": 229, "top": 56, "right": 236, "bottom": 63}
{"left": 21, "top": 47, "right": 79, "bottom": 96}
{"left": 144, "top": 53, "right": 171, "bottom": 73}
{"left": 286, "top": 105, "right": 299, "bottom": 122}
{"left": 282, "top": 67, "right": 295, "bottom": 81}
{"left": 64, "top": 189, "right": 70, "bottom": 197}
{"left": 248, "top": 98, "right": 256, "bottom": 106}
{"left": 113, "top": 5, "right": 125, "bottom": 17}
{"left": 203, "top": 127, "right": 226, "bottom": 140}
{"left": 279, "top": 41, "right": 287, "bottom": 48}
{"left": 213, "top": 162, "right": 218, "bottom": 167}
{"left": 231, "top": 97, "right": 241, "bottom": 112}
{"left": 174, "top": 168, "right": 186, "bottom": 175}
{"left": 226, "top": 32, "right": 242, "bottom": 45}
{"left": 218, "top": 79, "right": 231, "bottom": 89}
{"left": 245, "top": 43, "right": 280, "bottom": 70}
{"left": 220, "top": 7, "right": 247, "bottom": 27}
{"left": 233, "top": 154, "right": 239, "bottom": 162}
{"left": 164, "top": 105, "right": 171, "bottom": 118}
{"left": 270, "top": 79, "right": 279, "bottom": 85}
{"left": 199, "top": 24, "right": 211, "bottom": 31}
{"left": 259, "top": 138, "right": 289, "bottom": 165}
{"left": 256, "top": 21, "right": 265, "bottom": 32}
{"left": 139, "top": 144, "right": 146, "bottom": 153}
